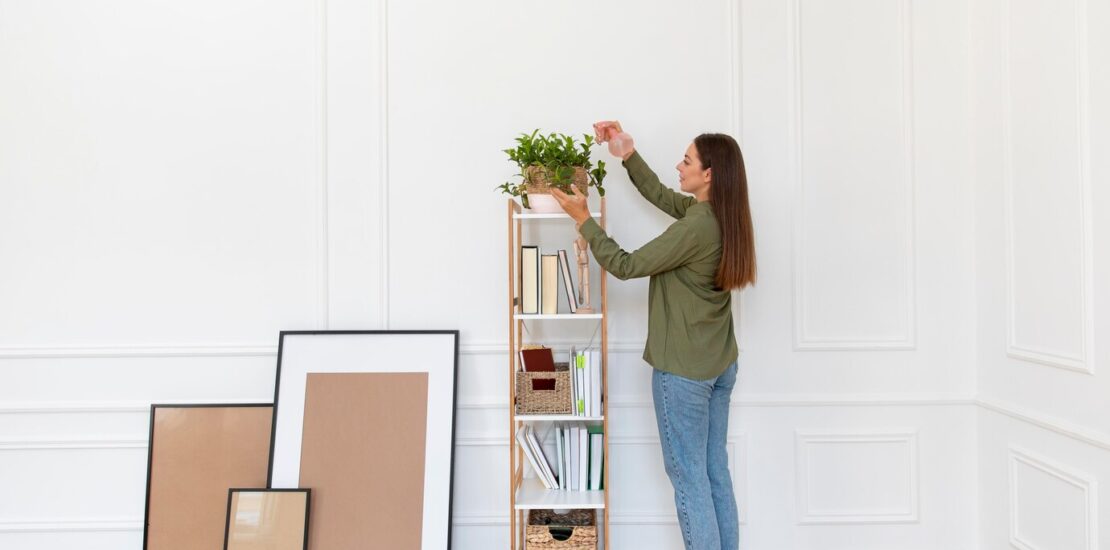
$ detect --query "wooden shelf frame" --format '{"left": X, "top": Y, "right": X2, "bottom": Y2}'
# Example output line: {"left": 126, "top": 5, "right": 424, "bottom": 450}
{"left": 507, "top": 198, "right": 610, "bottom": 550}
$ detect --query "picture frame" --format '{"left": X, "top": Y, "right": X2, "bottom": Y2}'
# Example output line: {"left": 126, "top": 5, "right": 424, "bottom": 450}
{"left": 267, "top": 330, "right": 459, "bottom": 550}
{"left": 223, "top": 488, "right": 310, "bottom": 550}
{"left": 143, "top": 403, "right": 273, "bottom": 550}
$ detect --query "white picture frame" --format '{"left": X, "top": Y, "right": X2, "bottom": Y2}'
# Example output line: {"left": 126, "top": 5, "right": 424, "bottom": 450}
{"left": 266, "top": 330, "right": 459, "bottom": 550}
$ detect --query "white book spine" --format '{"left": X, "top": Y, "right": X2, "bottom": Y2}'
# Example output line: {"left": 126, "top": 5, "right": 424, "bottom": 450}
{"left": 578, "top": 422, "right": 588, "bottom": 491}
{"left": 590, "top": 349, "right": 601, "bottom": 416}
{"left": 576, "top": 352, "right": 586, "bottom": 416}
{"left": 583, "top": 351, "right": 592, "bottom": 418}
{"left": 555, "top": 424, "right": 565, "bottom": 490}
{"left": 569, "top": 347, "right": 578, "bottom": 416}
{"left": 569, "top": 423, "right": 580, "bottom": 491}
{"left": 562, "top": 424, "right": 572, "bottom": 492}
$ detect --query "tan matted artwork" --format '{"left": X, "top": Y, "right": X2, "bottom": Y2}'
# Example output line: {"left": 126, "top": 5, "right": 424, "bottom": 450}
{"left": 299, "top": 372, "right": 429, "bottom": 549}
{"left": 224, "top": 489, "right": 310, "bottom": 550}
{"left": 143, "top": 404, "right": 273, "bottom": 550}
{"left": 268, "top": 331, "right": 460, "bottom": 550}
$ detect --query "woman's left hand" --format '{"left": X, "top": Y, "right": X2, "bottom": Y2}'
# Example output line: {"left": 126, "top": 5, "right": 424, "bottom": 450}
{"left": 548, "top": 186, "right": 591, "bottom": 227}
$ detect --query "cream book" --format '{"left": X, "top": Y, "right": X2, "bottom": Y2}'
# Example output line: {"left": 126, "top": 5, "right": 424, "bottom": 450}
{"left": 521, "top": 246, "right": 539, "bottom": 314}
{"left": 541, "top": 254, "right": 559, "bottom": 314}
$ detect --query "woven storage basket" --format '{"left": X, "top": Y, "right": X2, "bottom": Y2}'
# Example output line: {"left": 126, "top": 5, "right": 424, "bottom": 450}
{"left": 524, "top": 166, "right": 589, "bottom": 196}
{"left": 525, "top": 509, "right": 597, "bottom": 550}
{"left": 515, "top": 363, "right": 572, "bottom": 415}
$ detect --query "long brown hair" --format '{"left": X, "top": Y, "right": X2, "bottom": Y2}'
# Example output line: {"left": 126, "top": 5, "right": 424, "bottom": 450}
{"left": 694, "top": 133, "right": 757, "bottom": 290}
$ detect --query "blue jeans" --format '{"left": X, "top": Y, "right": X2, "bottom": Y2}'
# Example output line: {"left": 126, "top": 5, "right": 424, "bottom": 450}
{"left": 652, "top": 361, "right": 739, "bottom": 550}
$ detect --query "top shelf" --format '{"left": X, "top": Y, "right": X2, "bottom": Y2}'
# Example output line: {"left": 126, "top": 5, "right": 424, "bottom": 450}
{"left": 512, "top": 212, "right": 602, "bottom": 220}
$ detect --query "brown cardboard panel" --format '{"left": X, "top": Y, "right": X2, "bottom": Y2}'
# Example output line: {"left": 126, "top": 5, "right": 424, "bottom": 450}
{"left": 299, "top": 372, "right": 429, "bottom": 550}
{"left": 226, "top": 490, "right": 309, "bottom": 550}
{"left": 146, "top": 406, "right": 273, "bottom": 550}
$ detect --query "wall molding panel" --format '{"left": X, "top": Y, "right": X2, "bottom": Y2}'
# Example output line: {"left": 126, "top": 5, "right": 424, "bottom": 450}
{"left": 1008, "top": 446, "right": 1098, "bottom": 550}
{"left": 794, "top": 430, "right": 920, "bottom": 524}
{"left": 1000, "top": 0, "right": 1094, "bottom": 374}
{"left": 788, "top": 0, "right": 918, "bottom": 351}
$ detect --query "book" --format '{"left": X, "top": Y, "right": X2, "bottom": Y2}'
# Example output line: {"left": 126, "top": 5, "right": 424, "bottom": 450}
{"left": 581, "top": 353, "right": 590, "bottom": 417}
{"left": 557, "top": 249, "right": 578, "bottom": 313}
{"left": 541, "top": 254, "right": 559, "bottom": 314}
{"left": 562, "top": 424, "right": 572, "bottom": 491}
{"left": 590, "top": 349, "right": 602, "bottom": 417}
{"left": 515, "top": 426, "right": 555, "bottom": 489}
{"left": 526, "top": 426, "right": 558, "bottom": 489}
{"left": 520, "top": 347, "right": 555, "bottom": 372}
{"left": 569, "top": 347, "right": 579, "bottom": 416}
{"left": 569, "top": 423, "right": 580, "bottom": 490}
{"left": 555, "top": 425, "right": 565, "bottom": 489}
{"left": 577, "top": 422, "right": 588, "bottom": 491}
{"left": 588, "top": 425, "right": 604, "bottom": 491}
{"left": 581, "top": 348, "right": 590, "bottom": 417}
{"left": 521, "top": 246, "right": 539, "bottom": 314}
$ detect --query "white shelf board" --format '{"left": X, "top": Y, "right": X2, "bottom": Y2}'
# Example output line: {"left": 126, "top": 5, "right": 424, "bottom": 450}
{"left": 514, "top": 313, "right": 603, "bottom": 320}
{"left": 515, "top": 415, "right": 605, "bottom": 422}
{"left": 513, "top": 212, "right": 602, "bottom": 220}
{"left": 514, "top": 477, "right": 606, "bottom": 510}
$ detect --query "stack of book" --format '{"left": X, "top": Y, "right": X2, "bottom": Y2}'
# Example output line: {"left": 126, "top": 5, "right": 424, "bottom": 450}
{"left": 570, "top": 347, "right": 602, "bottom": 417}
{"left": 520, "top": 246, "right": 581, "bottom": 314}
{"left": 515, "top": 423, "right": 604, "bottom": 491}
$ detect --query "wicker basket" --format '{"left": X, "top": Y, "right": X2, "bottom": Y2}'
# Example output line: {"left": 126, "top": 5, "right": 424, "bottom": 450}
{"left": 515, "top": 363, "right": 572, "bottom": 415}
{"left": 524, "top": 166, "right": 589, "bottom": 196}
{"left": 525, "top": 509, "right": 597, "bottom": 550}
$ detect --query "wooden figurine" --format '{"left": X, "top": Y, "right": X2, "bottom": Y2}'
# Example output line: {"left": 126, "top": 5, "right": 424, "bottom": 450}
{"left": 573, "top": 236, "right": 594, "bottom": 314}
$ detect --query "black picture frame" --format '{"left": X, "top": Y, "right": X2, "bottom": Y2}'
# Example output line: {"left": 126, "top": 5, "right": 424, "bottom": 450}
{"left": 223, "top": 488, "right": 311, "bottom": 550}
{"left": 142, "top": 403, "right": 273, "bottom": 550}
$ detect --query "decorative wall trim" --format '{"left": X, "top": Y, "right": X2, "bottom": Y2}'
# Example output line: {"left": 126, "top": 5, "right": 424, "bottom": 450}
{"left": 788, "top": 0, "right": 917, "bottom": 351}
{"left": 453, "top": 514, "right": 753, "bottom": 527}
{"left": 6, "top": 396, "right": 1106, "bottom": 448}
{"left": 0, "top": 344, "right": 277, "bottom": 359}
{"left": 978, "top": 396, "right": 1110, "bottom": 452}
{"left": 315, "top": 0, "right": 330, "bottom": 330}
{"left": 1000, "top": 0, "right": 1094, "bottom": 374}
{"left": 0, "top": 438, "right": 146, "bottom": 451}
{"left": 1008, "top": 446, "right": 1098, "bottom": 550}
{"left": 0, "top": 519, "right": 142, "bottom": 534}
{"left": 0, "top": 400, "right": 266, "bottom": 415}
{"left": 0, "top": 393, "right": 978, "bottom": 417}
{"left": 378, "top": 0, "right": 391, "bottom": 329}
{"left": 609, "top": 393, "right": 975, "bottom": 409}
{"left": 794, "top": 430, "right": 920, "bottom": 524}
{"left": 0, "top": 339, "right": 635, "bottom": 359}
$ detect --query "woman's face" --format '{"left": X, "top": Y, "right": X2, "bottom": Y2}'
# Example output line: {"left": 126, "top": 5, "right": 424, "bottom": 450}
{"left": 676, "top": 142, "right": 711, "bottom": 196}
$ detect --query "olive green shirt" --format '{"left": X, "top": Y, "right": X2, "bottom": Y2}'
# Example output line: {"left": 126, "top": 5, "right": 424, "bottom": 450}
{"left": 577, "top": 150, "right": 738, "bottom": 380}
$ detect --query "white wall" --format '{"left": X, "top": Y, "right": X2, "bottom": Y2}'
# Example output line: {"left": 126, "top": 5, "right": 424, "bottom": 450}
{"left": 971, "top": 0, "right": 1110, "bottom": 548}
{"left": 0, "top": 0, "right": 981, "bottom": 549}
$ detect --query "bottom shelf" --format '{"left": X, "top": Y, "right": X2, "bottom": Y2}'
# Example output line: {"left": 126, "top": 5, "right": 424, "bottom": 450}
{"left": 514, "top": 476, "right": 606, "bottom": 510}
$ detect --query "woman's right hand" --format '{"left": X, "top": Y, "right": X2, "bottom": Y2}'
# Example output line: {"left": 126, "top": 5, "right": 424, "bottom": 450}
{"left": 592, "top": 120, "right": 624, "bottom": 143}
{"left": 592, "top": 120, "right": 635, "bottom": 160}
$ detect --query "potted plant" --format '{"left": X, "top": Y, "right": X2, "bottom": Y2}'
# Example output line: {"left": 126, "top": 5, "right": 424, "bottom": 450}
{"left": 497, "top": 129, "right": 607, "bottom": 212}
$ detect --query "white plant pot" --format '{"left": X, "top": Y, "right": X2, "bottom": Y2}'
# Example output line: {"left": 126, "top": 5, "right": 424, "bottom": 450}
{"left": 525, "top": 193, "right": 563, "bottom": 213}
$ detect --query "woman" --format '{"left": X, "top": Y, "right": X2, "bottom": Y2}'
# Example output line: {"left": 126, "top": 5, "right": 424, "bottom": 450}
{"left": 550, "top": 120, "right": 756, "bottom": 550}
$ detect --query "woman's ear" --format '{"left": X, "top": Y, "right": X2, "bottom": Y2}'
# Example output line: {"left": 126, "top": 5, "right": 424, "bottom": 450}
{"left": 704, "top": 168, "right": 712, "bottom": 183}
